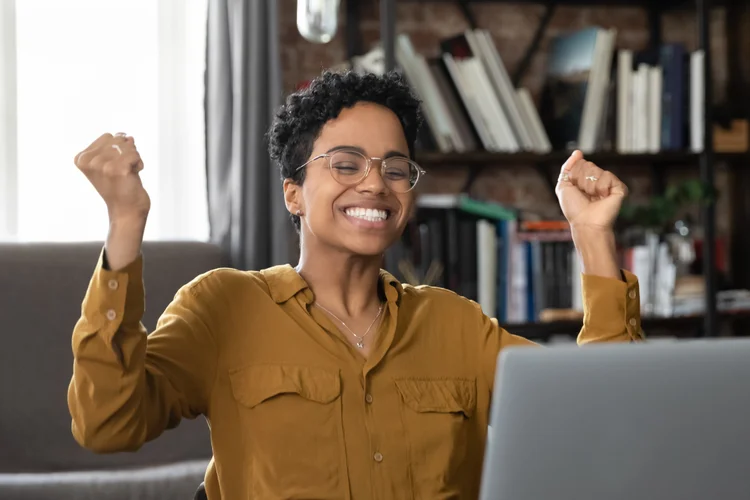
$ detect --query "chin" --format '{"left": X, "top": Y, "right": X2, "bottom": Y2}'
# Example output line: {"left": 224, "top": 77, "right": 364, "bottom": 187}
{"left": 335, "top": 210, "right": 405, "bottom": 256}
{"left": 342, "top": 238, "right": 394, "bottom": 257}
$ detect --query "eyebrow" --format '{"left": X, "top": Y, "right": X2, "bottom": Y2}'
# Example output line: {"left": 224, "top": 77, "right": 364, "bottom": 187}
{"left": 326, "top": 145, "right": 408, "bottom": 159}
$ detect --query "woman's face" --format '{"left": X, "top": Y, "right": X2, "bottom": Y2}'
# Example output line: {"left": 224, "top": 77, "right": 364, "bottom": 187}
{"left": 284, "top": 101, "right": 415, "bottom": 257}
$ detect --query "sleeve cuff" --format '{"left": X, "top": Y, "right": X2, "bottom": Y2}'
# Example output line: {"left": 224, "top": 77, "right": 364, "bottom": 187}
{"left": 581, "top": 269, "right": 643, "bottom": 340}
{"left": 79, "top": 247, "right": 145, "bottom": 343}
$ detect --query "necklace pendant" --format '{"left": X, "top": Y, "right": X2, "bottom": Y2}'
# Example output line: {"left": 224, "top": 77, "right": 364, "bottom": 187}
{"left": 356, "top": 340, "right": 365, "bottom": 349}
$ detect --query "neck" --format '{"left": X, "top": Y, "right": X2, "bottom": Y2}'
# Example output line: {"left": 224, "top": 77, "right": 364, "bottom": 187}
{"left": 295, "top": 239, "right": 383, "bottom": 318}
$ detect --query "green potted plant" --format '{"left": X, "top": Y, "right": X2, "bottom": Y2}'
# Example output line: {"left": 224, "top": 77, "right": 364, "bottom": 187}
{"left": 617, "top": 179, "right": 716, "bottom": 237}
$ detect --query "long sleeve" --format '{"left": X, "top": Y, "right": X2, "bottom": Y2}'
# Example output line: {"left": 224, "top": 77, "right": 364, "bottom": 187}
{"left": 480, "top": 270, "right": 642, "bottom": 389}
{"left": 67, "top": 249, "right": 219, "bottom": 453}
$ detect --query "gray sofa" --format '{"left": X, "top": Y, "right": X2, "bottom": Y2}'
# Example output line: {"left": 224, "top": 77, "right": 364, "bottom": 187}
{"left": 0, "top": 241, "right": 226, "bottom": 499}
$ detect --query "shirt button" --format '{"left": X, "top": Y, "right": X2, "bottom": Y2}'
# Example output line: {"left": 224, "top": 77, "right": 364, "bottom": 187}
{"left": 373, "top": 452, "right": 383, "bottom": 462}
{"left": 108, "top": 279, "right": 119, "bottom": 290}
{"left": 106, "top": 309, "right": 117, "bottom": 321}
{"left": 365, "top": 394, "right": 373, "bottom": 404}
{"left": 628, "top": 290, "right": 636, "bottom": 299}
{"left": 629, "top": 318, "right": 637, "bottom": 326}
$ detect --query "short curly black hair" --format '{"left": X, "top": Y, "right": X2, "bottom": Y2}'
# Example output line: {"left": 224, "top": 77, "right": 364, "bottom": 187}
{"left": 267, "top": 70, "right": 422, "bottom": 232}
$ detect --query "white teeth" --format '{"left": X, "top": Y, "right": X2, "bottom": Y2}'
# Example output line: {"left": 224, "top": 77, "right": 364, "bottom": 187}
{"left": 345, "top": 207, "right": 389, "bottom": 222}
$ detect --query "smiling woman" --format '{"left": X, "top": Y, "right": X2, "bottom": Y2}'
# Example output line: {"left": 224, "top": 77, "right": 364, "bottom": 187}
{"left": 67, "top": 70, "right": 644, "bottom": 500}
{"left": 281, "top": 101, "right": 419, "bottom": 257}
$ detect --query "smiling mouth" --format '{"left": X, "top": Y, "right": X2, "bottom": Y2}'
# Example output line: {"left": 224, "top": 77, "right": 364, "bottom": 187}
{"left": 343, "top": 207, "right": 391, "bottom": 223}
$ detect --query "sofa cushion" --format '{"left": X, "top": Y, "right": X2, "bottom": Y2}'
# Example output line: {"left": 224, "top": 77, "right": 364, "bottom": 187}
{"left": 0, "top": 459, "right": 209, "bottom": 500}
{"left": 0, "top": 242, "right": 226, "bottom": 473}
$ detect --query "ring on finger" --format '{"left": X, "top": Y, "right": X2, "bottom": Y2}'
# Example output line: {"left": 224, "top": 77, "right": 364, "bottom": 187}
{"left": 560, "top": 172, "right": 570, "bottom": 182}
{"left": 112, "top": 144, "right": 122, "bottom": 155}
{"left": 585, "top": 175, "right": 598, "bottom": 181}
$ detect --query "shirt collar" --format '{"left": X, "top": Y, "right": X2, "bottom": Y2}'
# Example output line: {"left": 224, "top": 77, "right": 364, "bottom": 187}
{"left": 260, "top": 264, "right": 403, "bottom": 305}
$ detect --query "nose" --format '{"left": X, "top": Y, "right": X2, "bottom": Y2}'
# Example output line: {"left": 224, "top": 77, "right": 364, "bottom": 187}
{"left": 356, "top": 158, "right": 389, "bottom": 194}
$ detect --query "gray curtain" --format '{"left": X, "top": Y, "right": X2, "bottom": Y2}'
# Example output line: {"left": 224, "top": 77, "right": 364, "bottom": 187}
{"left": 205, "top": 0, "right": 293, "bottom": 270}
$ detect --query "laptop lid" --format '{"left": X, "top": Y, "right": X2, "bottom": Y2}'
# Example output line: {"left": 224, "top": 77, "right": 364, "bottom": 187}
{"left": 479, "top": 339, "right": 750, "bottom": 500}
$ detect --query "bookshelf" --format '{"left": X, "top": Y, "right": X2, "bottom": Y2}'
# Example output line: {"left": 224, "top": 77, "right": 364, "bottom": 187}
{"left": 416, "top": 151, "right": 750, "bottom": 168}
{"left": 353, "top": 0, "right": 748, "bottom": 338}
{"left": 507, "top": 310, "right": 750, "bottom": 342}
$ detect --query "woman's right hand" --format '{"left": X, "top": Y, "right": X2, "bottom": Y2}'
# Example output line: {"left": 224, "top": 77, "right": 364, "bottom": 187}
{"left": 74, "top": 132, "right": 151, "bottom": 222}
{"left": 74, "top": 133, "right": 150, "bottom": 270}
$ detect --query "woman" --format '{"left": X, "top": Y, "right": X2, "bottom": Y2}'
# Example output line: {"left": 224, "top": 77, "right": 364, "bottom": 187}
{"left": 69, "top": 71, "right": 642, "bottom": 499}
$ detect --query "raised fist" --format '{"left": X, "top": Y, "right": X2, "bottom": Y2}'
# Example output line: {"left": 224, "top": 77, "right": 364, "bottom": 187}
{"left": 74, "top": 132, "right": 151, "bottom": 221}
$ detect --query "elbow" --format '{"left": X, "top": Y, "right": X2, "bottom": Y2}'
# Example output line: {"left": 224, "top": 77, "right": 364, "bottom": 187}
{"left": 68, "top": 378, "right": 147, "bottom": 454}
{"left": 71, "top": 419, "right": 145, "bottom": 453}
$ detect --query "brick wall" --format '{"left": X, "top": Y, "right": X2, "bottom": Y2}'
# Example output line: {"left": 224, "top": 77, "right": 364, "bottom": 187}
{"left": 279, "top": 0, "right": 740, "bottom": 233}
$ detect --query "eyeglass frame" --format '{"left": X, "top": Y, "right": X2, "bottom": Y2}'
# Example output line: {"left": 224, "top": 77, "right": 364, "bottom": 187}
{"left": 293, "top": 149, "right": 427, "bottom": 193}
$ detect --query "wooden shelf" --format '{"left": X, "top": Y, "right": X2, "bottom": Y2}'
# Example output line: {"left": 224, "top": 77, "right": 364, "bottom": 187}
{"left": 416, "top": 151, "right": 750, "bottom": 168}
{"left": 401, "top": 0, "right": 732, "bottom": 7}
{"left": 505, "top": 311, "right": 750, "bottom": 341}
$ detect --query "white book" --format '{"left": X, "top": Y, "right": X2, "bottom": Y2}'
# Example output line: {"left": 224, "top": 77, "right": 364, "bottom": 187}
{"left": 413, "top": 53, "right": 466, "bottom": 151}
{"left": 616, "top": 49, "right": 633, "bottom": 153}
{"left": 516, "top": 88, "right": 552, "bottom": 153}
{"left": 632, "top": 64, "right": 650, "bottom": 153}
{"left": 571, "top": 248, "right": 583, "bottom": 312}
{"left": 461, "top": 58, "right": 520, "bottom": 152}
{"left": 648, "top": 65, "right": 663, "bottom": 153}
{"left": 477, "top": 219, "right": 497, "bottom": 317}
{"left": 416, "top": 193, "right": 460, "bottom": 209}
{"left": 469, "top": 29, "right": 535, "bottom": 151}
{"left": 442, "top": 53, "right": 497, "bottom": 151}
{"left": 578, "top": 28, "right": 617, "bottom": 153}
{"left": 654, "top": 242, "right": 676, "bottom": 317}
{"left": 395, "top": 35, "right": 453, "bottom": 152}
{"left": 690, "top": 50, "right": 705, "bottom": 152}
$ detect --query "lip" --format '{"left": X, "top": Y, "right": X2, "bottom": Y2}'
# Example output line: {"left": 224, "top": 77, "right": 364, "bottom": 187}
{"left": 339, "top": 201, "right": 396, "bottom": 212}
{"left": 339, "top": 203, "right": 397, "bottom": 231}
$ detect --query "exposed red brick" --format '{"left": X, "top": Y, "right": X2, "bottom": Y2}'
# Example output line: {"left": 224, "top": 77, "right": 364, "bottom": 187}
{"left": 278, "top": 0, "right": 734, "bottom": 241}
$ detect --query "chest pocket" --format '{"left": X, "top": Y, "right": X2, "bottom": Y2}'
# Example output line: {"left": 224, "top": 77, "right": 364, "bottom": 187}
{"left": 395, "top": 377, "right": 477, "bottom": 499}
{"left": 229, "top": 364, "right": 347, "bottom": 499}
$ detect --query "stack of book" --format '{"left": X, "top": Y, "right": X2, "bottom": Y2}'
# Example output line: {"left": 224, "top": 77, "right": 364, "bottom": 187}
{"left": 386, "top": 27, "right": 713, "bottom": 155}
{"left": 385, "top": 194, "right": 580, "bottom": 324}
{"left": 395, "top": 30, "right": 551, "bottom": 154}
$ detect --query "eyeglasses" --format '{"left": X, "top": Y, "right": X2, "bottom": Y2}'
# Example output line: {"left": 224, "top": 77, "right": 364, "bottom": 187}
{"left": 295, "top": 149, "right": 426, "bottom": 193}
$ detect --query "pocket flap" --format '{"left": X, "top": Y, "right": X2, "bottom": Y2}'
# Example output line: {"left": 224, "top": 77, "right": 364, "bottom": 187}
{"left": 229, "top": 364, "right": 341, "bottom": 409}
{"left": 395, "top": 378, "right": 476, "bottom": 417}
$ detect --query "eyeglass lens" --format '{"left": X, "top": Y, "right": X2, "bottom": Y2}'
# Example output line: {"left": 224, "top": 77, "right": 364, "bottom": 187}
{"left": 329, "top": 150, "right": 419, "bottom": 192}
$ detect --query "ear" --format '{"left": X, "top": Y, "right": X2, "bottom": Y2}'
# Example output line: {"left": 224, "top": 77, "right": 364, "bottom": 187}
{"left": 283, "top": 178, "right": 302, "bottom": 215}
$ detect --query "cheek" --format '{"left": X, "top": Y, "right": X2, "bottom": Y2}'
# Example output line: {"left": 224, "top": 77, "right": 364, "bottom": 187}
{"left": 303, "top": 178, "right": 345, "bottom": 222}
{"left": 397, "top": 193, "right": 415, "bottom": 222}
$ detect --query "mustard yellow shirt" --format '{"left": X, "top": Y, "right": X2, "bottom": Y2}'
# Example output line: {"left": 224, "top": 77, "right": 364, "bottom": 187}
{"left": 68, "top": 250, "right": 642, "bottom": 499}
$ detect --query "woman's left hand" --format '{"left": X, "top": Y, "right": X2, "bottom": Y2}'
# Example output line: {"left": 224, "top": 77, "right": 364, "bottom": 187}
{"left": 555, "top": 150, "right": 628, "bottom": 230}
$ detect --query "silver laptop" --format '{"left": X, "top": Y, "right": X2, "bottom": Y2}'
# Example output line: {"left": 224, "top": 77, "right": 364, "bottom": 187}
{"left": 479, "top": 339, "right": 750, "bottom": 500}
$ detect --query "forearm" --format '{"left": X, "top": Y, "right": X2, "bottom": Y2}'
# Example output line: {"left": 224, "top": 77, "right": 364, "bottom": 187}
{"left": 105, "top": 216, "right": 147, "bottom": 271}
{"left": 571, "top": 225, "right": 621, "bottom": 281}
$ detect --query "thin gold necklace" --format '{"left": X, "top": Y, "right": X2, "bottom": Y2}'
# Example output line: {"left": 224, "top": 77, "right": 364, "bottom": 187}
{"left": 314, "top": 302, "right": 384, "bottom": 349}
